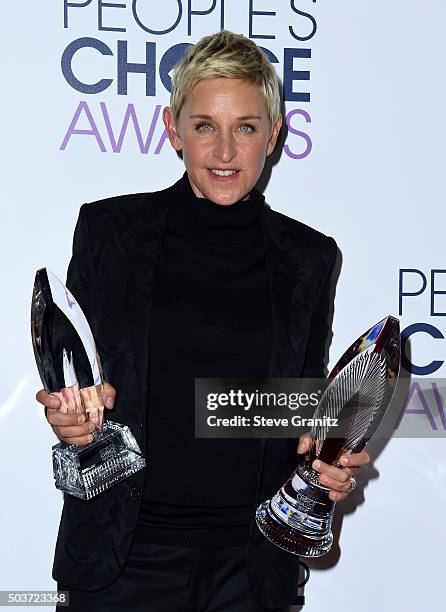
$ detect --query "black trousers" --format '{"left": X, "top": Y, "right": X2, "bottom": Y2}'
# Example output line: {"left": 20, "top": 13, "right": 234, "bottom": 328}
{"left": 56, "top": 536, "right": 292, "bottom": 612}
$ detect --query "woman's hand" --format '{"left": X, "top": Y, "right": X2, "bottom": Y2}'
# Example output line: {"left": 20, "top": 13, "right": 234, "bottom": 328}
{"left": 297, "top": 433, "right": 370, "bottom": 502}
{"left": 35, "top": 382, "right": 116, "bottom": 445}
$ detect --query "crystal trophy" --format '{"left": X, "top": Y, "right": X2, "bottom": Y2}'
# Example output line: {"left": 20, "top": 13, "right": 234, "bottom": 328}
{"left": 31, "top": 268, "right": 146, "bottom": 500}
{"left": 255, "top": 316, "right": 400, "bottom": 557}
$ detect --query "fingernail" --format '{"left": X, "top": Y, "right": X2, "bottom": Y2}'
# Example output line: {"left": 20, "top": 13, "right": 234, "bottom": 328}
{"left": 77, "top": 415, "right": 85, "bottom": 424}
{"left": 297, "top": 443, "right": 305, "bottom": 453}
{"left": 87, "top": 434, "right": 93, "bottom": 443}
{"left": 313, "top": 460, "right": 321, "bottom": 470}
{"left": 319, "top": 474, "right": 327, "bottom": 484}
{"left": 50, "top": 399, "right": 60, "bottom": 408}
{"left": 105, "top": 396, "right": 114, "bottom": 409}
{"left": 340, "top": 456, "right": 349, "bottom": 466}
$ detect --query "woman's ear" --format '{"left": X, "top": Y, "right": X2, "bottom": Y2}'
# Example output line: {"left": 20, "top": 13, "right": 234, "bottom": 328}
{"left": 162, "top": 106, "right": 183, "bottom": 151}
{"left": 266, "top": 113, "right": 283, "bottom": 156}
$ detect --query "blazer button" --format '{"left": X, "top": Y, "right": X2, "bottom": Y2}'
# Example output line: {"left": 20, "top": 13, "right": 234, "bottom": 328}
{"left": 130, "top": 487, "right": 141, "bottom": 500}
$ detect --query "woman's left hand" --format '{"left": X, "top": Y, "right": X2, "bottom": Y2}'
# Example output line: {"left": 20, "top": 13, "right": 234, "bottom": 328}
{"left": 297, "top": 434, "right": 370, "bottom": 502}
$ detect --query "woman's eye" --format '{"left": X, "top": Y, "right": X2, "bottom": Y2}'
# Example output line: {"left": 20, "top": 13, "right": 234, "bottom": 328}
{"left": 196, "top": 123, "right": 212, "bottom": 132}
{"left": 240, "top": 124, "right": 255, "bottom": 133}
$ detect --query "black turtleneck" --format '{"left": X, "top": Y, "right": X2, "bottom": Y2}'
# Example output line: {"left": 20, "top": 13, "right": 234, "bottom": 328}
{"left": 137, "top": 171, "right": 272, "bottom": 547}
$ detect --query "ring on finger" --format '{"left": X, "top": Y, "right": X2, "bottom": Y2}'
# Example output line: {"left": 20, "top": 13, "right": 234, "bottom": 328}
{"left": 348, "top": 476, "right": 357, "bottom": 492}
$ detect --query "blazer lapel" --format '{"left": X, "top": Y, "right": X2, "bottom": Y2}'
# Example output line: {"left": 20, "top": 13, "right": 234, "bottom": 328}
{"left": 125, "top": 192, "right": 171, "bottom": 440}
{"left": 261, "top": 210, "right": 300, "bottom": 378}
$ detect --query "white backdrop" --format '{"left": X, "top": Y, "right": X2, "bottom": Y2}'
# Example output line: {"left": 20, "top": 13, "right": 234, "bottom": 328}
{"left": 1, "top": 1, "right": 445, "bottom": 610}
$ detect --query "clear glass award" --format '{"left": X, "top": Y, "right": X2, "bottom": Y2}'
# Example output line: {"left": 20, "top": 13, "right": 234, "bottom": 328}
{"left": 255, "top": 316, "right": 400, "bottom": 557}
{"left": 31, "top": 268, "right": 146, "bottom": 500}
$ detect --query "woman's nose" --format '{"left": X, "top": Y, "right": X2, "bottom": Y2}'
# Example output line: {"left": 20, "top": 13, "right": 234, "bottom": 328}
{"left": 213, "top": 132, "right": 237, "bottom": 162}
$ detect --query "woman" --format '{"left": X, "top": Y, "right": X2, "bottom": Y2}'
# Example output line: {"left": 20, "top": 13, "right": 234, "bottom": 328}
{"left": 36, "top": 31, "right": 369, "bottom": 611}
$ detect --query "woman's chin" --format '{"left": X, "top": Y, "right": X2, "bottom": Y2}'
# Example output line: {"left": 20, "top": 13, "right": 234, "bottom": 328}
{"left": 203, "top": 178, "right": 251, "bottom": 205}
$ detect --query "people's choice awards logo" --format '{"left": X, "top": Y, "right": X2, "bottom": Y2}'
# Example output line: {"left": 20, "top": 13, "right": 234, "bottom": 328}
{"left": 60, "top": 0, "right": 318, "bottom": 159}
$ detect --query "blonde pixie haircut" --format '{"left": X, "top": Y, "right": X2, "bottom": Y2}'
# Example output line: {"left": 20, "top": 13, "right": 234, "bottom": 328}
{"left": 170, "top": 30, "right": 281, "bottom": 131}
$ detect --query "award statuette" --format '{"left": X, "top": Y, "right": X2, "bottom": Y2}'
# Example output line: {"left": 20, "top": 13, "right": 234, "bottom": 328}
{"left": 255, "top": 316, "right": 400, "bottom": 557}
{"left": 31, "top": 268, "right": 146, "bottom": 500}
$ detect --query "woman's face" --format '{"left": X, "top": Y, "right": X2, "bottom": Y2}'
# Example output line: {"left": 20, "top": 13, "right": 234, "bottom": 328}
{"left": 163, "top": 78, "right": 282, "bottom": 205}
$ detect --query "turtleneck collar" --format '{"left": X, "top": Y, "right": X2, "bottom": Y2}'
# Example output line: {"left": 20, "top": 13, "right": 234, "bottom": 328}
{"left": 172, "top": 170, "right": 265, "bottom": 230}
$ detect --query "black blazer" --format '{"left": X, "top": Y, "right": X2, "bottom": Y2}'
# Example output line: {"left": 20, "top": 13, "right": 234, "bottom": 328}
{"left": 52, "top": 174, "right": 337, "bottom": 610}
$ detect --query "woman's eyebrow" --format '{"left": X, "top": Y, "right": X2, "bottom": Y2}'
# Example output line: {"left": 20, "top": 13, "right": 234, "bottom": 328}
{"left": 189, "top": 114, "right": 262, "bottom": 120}
{"left": 190, "top": 114, "right": 213, "bottom": 119}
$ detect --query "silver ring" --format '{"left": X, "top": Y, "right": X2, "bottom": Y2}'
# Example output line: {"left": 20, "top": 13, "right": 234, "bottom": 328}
{"left": 348, "top": 476, "right": 357, "bottom": 492}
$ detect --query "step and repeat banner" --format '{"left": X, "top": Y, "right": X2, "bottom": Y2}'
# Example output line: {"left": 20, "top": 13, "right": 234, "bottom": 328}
{"left": 1, "top": 1, "right": 444, "bottom": 610}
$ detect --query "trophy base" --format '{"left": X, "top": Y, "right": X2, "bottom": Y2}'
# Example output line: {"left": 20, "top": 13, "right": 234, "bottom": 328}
{"left": 255, "top": 501, "right": 333, "bottom": 558}
{"left": 52, "top": 420, "right": 146, "bottom": 500}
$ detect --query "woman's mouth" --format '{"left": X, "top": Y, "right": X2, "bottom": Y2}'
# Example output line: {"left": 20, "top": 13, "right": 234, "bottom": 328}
{"left": 208, "top": 168, "right": 240, "bottom": 181}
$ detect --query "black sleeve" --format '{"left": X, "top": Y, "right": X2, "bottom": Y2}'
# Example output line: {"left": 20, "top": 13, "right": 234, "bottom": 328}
{"left": 287, "top": 236, "right": 338, "bottom": 468}
{"left": 300, "top": 236, "right": 337, "bottom": 379}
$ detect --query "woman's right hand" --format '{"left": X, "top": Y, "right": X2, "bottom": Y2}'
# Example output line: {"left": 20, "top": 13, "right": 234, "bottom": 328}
{"left": 35, "top": 383, "right": 116, "bottom": 445}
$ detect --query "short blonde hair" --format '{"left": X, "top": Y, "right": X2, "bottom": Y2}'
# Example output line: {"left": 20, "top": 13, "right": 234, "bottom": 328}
{"left": 170, "top": 30, "right": 281, "bottom": 130}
